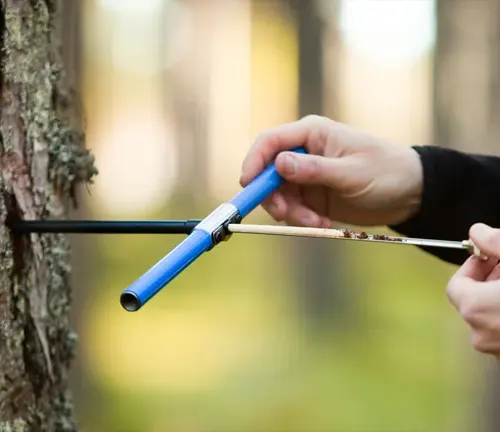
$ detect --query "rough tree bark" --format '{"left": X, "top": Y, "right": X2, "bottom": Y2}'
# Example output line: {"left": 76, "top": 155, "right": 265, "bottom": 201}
{"left": 0, "top": 0, "right": 96, "bottom": 430}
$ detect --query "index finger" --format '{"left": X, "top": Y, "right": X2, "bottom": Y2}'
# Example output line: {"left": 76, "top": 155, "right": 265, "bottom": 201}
{"left": 453, "top": 255, "right": 498, "bottom": 281}
{"left": 446, "top": 255, "right": 497, "bottom": 308}
{"left": 239, "top": 116, "right": 325, "bottom": 186}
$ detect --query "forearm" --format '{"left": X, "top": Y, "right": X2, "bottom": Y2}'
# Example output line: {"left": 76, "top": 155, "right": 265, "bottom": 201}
{"left": 389, "top": 145, "right": 500, "bottom": 265}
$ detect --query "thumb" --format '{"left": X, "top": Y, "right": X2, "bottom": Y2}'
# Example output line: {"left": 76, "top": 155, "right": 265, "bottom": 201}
{"left": 469, "top": 223, "right": 500, "bottom": 259}
{"left": 275, "top": 152, "right": 347, "bottom": 187}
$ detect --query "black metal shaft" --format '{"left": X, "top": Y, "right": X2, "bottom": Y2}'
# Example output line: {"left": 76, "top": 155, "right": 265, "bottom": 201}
{"left": 7, "top": 219, "right": 203, "bottom": 235}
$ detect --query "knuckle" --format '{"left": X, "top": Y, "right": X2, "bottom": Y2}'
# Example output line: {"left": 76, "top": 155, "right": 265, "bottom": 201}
{"left": 261, "top": 203, "right": 284, "bottom": 222}
{"left": 460, "top": 300, "right": 481, "bottom": 325}
{"left": 471, "top": 225, "right": 500, "bottom": 250}
{"left": 268, "top": 213, "right": 284, "bottom": 223}
{"left": 301, "top": 157, "right": 322, "bottom": 181}
{"left": 272, "top": 209, "right": 286, "bottom": 222}
{"left": 445, "top": 281, "right": 453, "bottom": 300}
{"left": 301, "top": 114, "right": 326, "bottom": 125}
{"left": 457, "top": 294, "right": 484, "bottom": 325}
{"left": 471, "top": 332, "right": 490, "bottom": 353}
{"left": 255, "top": 130, "right": 273, "bottom": 145}
{"left": 251, "top": 130, "right": 282, "bottom": 158}
{"left": 446, "top": 280, "right": 485, "bottom": 326}
{"left": 445, "top": 279, "right": 459, "bottom": 304}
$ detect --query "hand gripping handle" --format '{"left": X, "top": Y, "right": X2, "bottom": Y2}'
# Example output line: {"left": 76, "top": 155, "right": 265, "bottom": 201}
{"left": 120, "top": 147, "right": 306, "bottom": 311}
{"left": 229, "top": 147, "right": 306, "bottom": 217}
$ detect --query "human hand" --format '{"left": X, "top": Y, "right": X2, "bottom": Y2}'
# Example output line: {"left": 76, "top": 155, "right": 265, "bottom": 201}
{"left": 446, "top": 223, "right": 500, "bottom": 357}
{"left": 239, "top": 115, "right": 424, "bottom": 227}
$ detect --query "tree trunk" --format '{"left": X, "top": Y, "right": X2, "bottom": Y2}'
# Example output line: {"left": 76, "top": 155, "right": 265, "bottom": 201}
{"left": 433, "top": 0, "right": 500, "bottom": 154}
{"left": 287, "top": 0, "right": 349, "bottom": 332}
{"left": 162, "top": 0, "right": 210, "bottom": 213}
{"left": 433, "top": 1, "right": 500, "bottom": 431}
{"left": 0, "top": 0, "right": 96, "bottom": 429}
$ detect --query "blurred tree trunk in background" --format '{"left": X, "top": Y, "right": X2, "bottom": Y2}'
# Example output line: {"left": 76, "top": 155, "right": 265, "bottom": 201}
{"left": 434, "top": 0, "right": 500, "bottom": 155}
{"left": 286, "top": 0, "right": 350, "bottom": 333}
{"left": 434, "top": 2, "right": 500, "bottom": 431}
{"left": 0, "top": 0, "right": 96, "bottom": 429}
{"left": 161, "top": 0, "right": 210, "bottom": 214}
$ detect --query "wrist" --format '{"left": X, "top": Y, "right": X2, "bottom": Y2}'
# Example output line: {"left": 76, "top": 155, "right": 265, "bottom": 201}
{"left": 396, "top": 146, "right": 424, "bottom": 224}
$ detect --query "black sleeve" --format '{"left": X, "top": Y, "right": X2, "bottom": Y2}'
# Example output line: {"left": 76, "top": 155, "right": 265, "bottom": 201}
{"left": 388, "top": 145, "right": 500, "bottom": 265}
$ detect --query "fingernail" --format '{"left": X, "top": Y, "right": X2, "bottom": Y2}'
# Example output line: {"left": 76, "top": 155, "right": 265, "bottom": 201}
{"left": 280, "top": 153, "right": 297, "bottom": 176}
{"left": 321, "top": 217, "right": 332, "bottom": 228}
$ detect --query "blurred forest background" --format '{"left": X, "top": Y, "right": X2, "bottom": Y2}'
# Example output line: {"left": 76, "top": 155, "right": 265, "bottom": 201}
{"left": 64, "top": 0, "right": 500, "bottom": 431}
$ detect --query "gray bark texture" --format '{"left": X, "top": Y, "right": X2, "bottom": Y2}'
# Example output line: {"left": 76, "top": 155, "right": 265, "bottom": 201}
{"left": 0, "top": 0, "right": 96, "bottom": 430}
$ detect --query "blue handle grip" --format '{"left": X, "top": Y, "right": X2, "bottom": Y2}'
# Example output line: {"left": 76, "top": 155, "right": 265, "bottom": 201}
{"left": 120, "top": 229, "right": 213, "bottom": 311}
{"left": 230, "top": 147, "right": 306, "bottom": 217}
{"left": 120, "top": 146, "right": 306, "bottom": 311}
